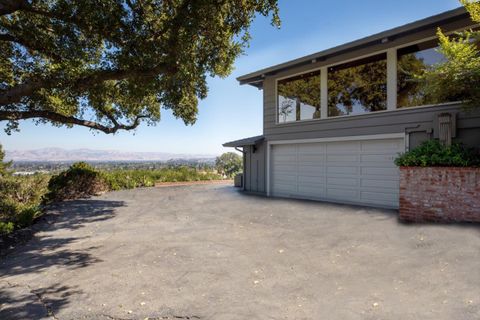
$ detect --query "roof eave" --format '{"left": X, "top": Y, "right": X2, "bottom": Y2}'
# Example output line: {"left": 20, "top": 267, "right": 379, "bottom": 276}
{"left": 237, "top": 6, "right": 469, "bottom": 87}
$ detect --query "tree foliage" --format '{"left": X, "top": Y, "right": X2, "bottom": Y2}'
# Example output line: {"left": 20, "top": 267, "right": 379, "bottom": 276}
{"left": 420, "top": 0, "right": 480, "bottom": 109}
{"left": 0, "top": 0, "right": 279, "bottom": 134}
{"left": 278, "top": 72, "right": 320, "bottom": 121}
{"left": 215, "top": 152, "right": 242, "bottom": 178}
{"left": 328, "top": 58, "right": 387, "bottom": 116}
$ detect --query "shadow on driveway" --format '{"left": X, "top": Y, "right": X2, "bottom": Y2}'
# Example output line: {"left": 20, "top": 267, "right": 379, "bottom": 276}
{"left": 0, "top": 199, "right": 125, "bottom": 319}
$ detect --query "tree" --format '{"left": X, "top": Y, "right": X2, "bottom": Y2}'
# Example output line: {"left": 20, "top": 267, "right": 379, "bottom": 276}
{"left": 279, "top": 100, "right": 294, "bottom": 122}
{"left": 0, "top": 144, "right": 11, "bottom": 176}
{"left": 328, "top": 58, "right": 387, "bottom": 116}
{"left": 215, "top": 152, "right": 242, "bottom": 178}
{"left": 0, "top": 0, "right": 279, "bottom": 134}
{"left": 278, "top": 72, "right": 320, "bottom": 120}
{"left": 420, "top": 0, "right": 480, "bottom": 109}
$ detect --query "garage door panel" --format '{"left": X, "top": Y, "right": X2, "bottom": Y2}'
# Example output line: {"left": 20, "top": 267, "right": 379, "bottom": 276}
{"left": 273, "top": 164, "right": 297, "bottom": 173}
{"left": 326, "top": 154, "right": 359, "bottom": 162}
{"left": 361, "top": 178, "right": 399, "bottom": 189}
{"left": 298, "top": 186, "right": 326, "bottom": 197}
{"left": 274, "top": 145, "right": 296, "bottom": 155}
{"left": 326, "top": 141, "right": 360, "bottom": 152}
{"left": 298, "top": 154, "right": 326, "bottom": 163}
{"left": 298, "top": 175, "right": 325, "bottom": 184}
{"left": 274, "top": 154, "right": 297, "bottom": 162}
{"left": 361, "top": 191, "right": 399, "bottom": 204}
{"left": 298, "top": 143, "right": 326, "bottom": 153}
{"left": 327, "top": 177, "right": 359, "bottom": 187}
{"left": 361, "top": 167, "right": 399, "bottom": 176}
{"left": 327, "top": 166, "right": 358, "bottom": 175}
{"left": 361, "top": 139, "right": 403, "bottom": 151}
{"left": 273, "top": 183, "right": 297, "bottom": 193}
{"left": 360, "top": 154, "right": 398, "bottom": 163}
{"left": 298, "top": 166, "right": 325, "bottom": 175}
{"left": 271, "top": 137, "right": 403, "bottom": 208}
{"left": 327, "top": 188, "right": 359, "bottom": 200}
{"left": 274, "top": 174, "right": 296, "bottom": 183}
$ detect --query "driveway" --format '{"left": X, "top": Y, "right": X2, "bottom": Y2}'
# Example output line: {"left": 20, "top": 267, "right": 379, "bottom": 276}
{"left": 1, "top": 184, "right": 479, "bottom": 320}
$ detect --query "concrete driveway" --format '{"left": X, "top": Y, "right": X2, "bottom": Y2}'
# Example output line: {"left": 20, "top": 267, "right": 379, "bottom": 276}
{"left": 1, "top": 184, "right": 479, "bottom": 320}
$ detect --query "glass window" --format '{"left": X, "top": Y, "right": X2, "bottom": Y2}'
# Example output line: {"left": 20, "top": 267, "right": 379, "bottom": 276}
{"left": 328, "top": 53, "right": 387, "bottom": 117}
{"left": 277, "top": 70, "right": 321, "bottom": 123}
{"left": 397, "top": 40, "right": 451, "bottom": 108}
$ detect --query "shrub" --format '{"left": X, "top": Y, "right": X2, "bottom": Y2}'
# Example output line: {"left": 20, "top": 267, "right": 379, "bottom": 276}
{"left": 0, "top": 222, "right": 14, "bottom": 236}
{"left": 102, "top": 167, "right": 222, "bottom": 190}
{"left": 0, "top": 174, "right": 49, "bottom": 231}
{"left": 395, "top": 140, "right": 480, "bottom": 167}
{"left": 44, "top": 162, "right": 108, "bottom": 202}
{"left": 15, "top": 205, "right": 41, "bottom": 228}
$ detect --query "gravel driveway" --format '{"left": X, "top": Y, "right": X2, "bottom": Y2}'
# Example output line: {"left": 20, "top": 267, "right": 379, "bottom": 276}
{"left": 1, "top": 184, "right": 479, "bottom": 319}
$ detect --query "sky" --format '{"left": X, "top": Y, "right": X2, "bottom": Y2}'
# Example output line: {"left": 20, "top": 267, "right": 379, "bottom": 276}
{"left": 1, "top": 0, "right": 461, "bottom": 156}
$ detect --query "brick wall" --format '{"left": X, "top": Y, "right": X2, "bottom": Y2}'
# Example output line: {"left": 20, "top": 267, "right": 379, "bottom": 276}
{"left": 399, "top": 167, "right": 480, "bottom": 223}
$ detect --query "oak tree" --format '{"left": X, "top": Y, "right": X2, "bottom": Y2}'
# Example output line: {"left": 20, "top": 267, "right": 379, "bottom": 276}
{"left": 0, "top": 0, "right": 279, "bottom": 134}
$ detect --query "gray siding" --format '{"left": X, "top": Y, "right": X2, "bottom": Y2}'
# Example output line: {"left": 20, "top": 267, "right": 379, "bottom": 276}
{"left": 264, "top": 70, "right": 480, "bottom": 148}
{"left": 243, "top": 142, "right": 266, "bottom": 193}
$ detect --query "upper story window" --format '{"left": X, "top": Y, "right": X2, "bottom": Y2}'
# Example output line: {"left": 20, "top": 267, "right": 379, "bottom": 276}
{"left": 328, "top": 53, "right": 387, "bottom": 117}
{"left": 397, "top": 39, "right": 451, "bottom": 108}
{"left": 277, "top": 70, "right": 321, "bottom": 123}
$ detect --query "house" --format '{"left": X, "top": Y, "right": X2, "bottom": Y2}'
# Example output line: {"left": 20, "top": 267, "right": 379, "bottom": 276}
{"left": 223, "top": 7, "right": 480, "bottom": 209}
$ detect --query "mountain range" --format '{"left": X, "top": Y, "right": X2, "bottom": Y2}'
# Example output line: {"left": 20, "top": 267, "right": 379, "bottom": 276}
{"left": 5, "top": 148, "right": 216, "bottom": 162}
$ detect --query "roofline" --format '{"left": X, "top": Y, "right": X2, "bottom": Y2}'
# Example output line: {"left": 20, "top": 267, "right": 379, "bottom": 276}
{"left": 223, "top": 135, "right": 264, "bottom": 147}
{"left": 237, "top": 7, "right": 470, "bottom": 87}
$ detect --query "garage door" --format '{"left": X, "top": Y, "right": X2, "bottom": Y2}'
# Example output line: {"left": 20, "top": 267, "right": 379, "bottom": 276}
{"left": 271, "top": 137, "right": 404, "bottom": 208}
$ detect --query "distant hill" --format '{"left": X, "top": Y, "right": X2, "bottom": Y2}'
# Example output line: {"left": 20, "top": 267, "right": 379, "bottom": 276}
{"left": 5, "top": 148, "right": 216, "bottom": 162}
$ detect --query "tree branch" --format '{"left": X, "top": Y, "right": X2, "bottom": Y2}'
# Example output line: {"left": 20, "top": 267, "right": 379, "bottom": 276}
{"left": 0, "top": 33, "right": 63, "bottom": 61}
{"left": 0, "top": 110, "right": 146, "bottom": 134}
{"left": 0, "top": 64, "right": 169, "bottom": 106}
{"left": 0, "top": 0, "right": 28, "bottom": 16}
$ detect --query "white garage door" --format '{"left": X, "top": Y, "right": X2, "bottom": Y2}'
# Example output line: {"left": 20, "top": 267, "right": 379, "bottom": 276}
{"left": 271, "top": 137, "right": 404, "bottom": 208}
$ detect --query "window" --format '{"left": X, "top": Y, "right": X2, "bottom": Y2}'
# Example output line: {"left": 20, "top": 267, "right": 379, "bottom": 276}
{"left": 277, "top": 70, "right": 321, "bottom": 123}
{"left": 397, "top": 40, "right": 451, "bottom": 108}
{"left": 328, "top": 53, "right": 387, "bottom": 117}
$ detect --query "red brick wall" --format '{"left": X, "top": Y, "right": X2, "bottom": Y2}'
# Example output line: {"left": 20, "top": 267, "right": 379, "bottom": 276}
{"left": 399, "top": 167, "right": 480, "bottom": 223}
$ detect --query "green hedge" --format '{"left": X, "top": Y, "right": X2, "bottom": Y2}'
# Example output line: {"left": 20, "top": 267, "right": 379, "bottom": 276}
{"left": 395, "top": 140, "right": 480, "bottom": 167}
{"left": 103, "top": 167, "right": 222, "bottom": 190}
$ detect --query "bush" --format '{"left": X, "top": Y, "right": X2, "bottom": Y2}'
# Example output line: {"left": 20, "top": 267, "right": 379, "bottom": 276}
{"left": 44, "top": 162, "right": 108, "bottom": 202}
{"left": 0, "top": 174, "right": 49, "bottom": 231}
{"left": 0, "top": 222, "right": 14, "bottom": 236}
{"left": 395, "top": 140, "right": 480, "bottom": 167}
{"left": 15, "top": 205, "right": 41, "bottom": 228}
{"left": 103, "top": 167, "right": 222, "bottom": 190}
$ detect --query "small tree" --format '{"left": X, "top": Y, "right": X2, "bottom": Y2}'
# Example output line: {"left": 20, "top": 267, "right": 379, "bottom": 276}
{"left": 215, "top": 152, "right": 242, "bottom": 178}
{"left": 0, "top": 144, "right": 11, "bottom": 176}
{"left": 421, "top": 0, "right": 480, "bottom": 109}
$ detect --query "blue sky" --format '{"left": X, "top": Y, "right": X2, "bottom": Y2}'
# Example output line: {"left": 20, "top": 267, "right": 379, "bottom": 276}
{"left": 1, "top": 0, "right": 460, "bottom": 155}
